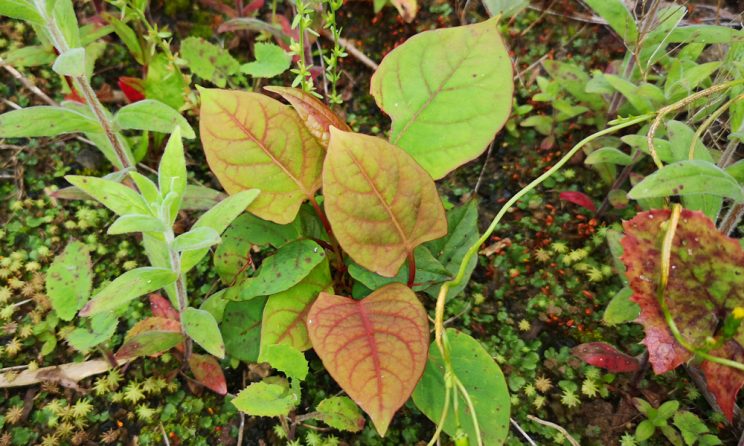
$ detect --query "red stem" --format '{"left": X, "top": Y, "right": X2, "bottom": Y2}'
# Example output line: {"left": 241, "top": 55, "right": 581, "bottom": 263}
{"left": 407, "top": 251, "right": 416, "bottom": 288}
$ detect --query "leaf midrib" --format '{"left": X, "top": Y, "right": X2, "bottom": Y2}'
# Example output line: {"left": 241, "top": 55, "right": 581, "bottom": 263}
{"left": 390, "top": 30, "right": 485, "bottom": 145}
{"left": 215, "top": 100, "right": 312, "bottom": 198}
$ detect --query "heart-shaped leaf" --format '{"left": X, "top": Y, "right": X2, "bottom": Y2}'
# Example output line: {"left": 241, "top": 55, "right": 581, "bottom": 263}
{"left": 199, "top": 88, "right": 324, "bottom": 224}
{"left": 189, "top": 353, "right": 228, "bottom": 395}
{"left": 323, "top": 129, "right": 447, "bottom": 277}
{"left": 261, "top": 258, "right": 332, "bottom": 352}
{"left": 316, "top": 396, "right": 365, "bottom": 432}
{"left": 307, "top": 283, "right": 429, "bottom": 435}
{"left": 264, "top": 86, "right": 350, "bottom": 148}
{"left": 370, "top": 17, "right": 513, "bottom": 179}
{"left": 46, "top": 241, "right": 92, "bottom": 321}
{"left": 621, "top": 208, "right": 744, "bottom": 420}
{"left": 232, "top": 378, "right": 299, "bottom": 416}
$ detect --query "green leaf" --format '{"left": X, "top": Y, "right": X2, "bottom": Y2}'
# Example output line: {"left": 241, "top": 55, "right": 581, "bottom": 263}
{"left": 635, "top": 419, "right": 656, "bottom": 441}
{"left": 232, "top": 239, "right": 326, "bottom": 301}
{"left": 182, "top": 185, "right": 226, "bottom": 211}
{"left": 258, "top": 344, "right": 308, "bottom": 380}
{"left": 370, "top": 17, "right": 512, "bottom": 179}
{"left": 144, "top": 54, "right": 187, "bottom": 110}
{"left": 348, "top": 245, "right": 451, "bottom": 292}
{"left": 114, "top": 100, "right": 195, "bottom": 139}
{"left": 200, "top": 289, "right": 229, "bottom": 323}
{"left": 673, "top": 411, "right": 711, "bottom": 446}
{"left": 80, "top": 267, "right": 178, "bottom": 316}
{"left": 129, "top": 172, "right": 160, "bottom": 205}
{"left": 726, "top": 159, "right": 744, "bottom": 184}
{"left": 52, "top": 47, "right": 85, "bottom": 77}
{"left": 603, "top": 287, "right": 640, "bottom": 326}
{"left": 2, "top": 45, "right": 55, "bottom": 67}
{"left": 115, "top": 317, "right": 183, "bottom": 360}
{"left": 0, "top": 107, "right": 100, "bottom": 137}
{"left": 66, "top": 313, "right": 118, "bottom": 352}
{"left": 108, "top": 214, "right": 165, "bottom": 235}
{"left": 621, "top": 134, "right": 675, "bottom": 163}
{"left": 0, "top": 0, "right": 43, "bottom": 24}
{"left": 412, "top": 329, "right": 511, "bottom": 445}
{"left": 104, "top": 13, "right": 144, "bottom": 64}
{"left": 481, "top": 0, "right": 527, "bottom": 18}
{"left": 585, "top": 147, "right": 633, "bottom": 166}
{"left": 316, "top": 396, "right": 365, "bottom": 432}
{"left": 182, "top": 307, "right": 225, "bottom": 358}
{"left": 172, "top": 227, "right": 221, "bottom": 252}
{"left": 666, "top": 120, "right": 712, "bottom": 162}
{"left": 582, "top": 0, "right": 637, "bottom": 43}
{"left": 240, "top": 42, "right": 291, "bottom": 78}
{"left": 158, "top": 127, "right": 187, "bottom": 223}
{"left": 628, "top": 160, "right": 743, "bottom": 202}
{"left": 232, "top": 379, "right": 299, "bottom": 417}
{"left": 46, "top": 241, "right": 92, "bottom": 321}
{"left": 668, "top": 26, "right": 744, "bottom": 45}
{"left": 657, "top": 400, "right": 680, "bottom": 421}
{"left": 221, "top": 297, "right": 266, "bottom": 362}
{"left": 260, "top": 258, "right": 332, "bottom": 352}
{"left": 424, "top": 200, "right": 479, "bottom": 300}
{"left": 180, "top": 189, "right": 260, "bottom": 272}
{"left": 213, "top": 213, "right": 302, "bottom": 284}
{"left": 181, "top": 37, "right": 240, "bottom": 87}
{"left": 52, "top": 0, "right": 80, "bottom": 48}
{"left": 65, "top": 175, "right": 149, "bottom": 216}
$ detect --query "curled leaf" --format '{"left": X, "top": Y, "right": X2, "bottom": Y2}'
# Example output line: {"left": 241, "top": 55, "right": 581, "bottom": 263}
{"left": 572, "top": 342, "right": 640, "bottom": 373}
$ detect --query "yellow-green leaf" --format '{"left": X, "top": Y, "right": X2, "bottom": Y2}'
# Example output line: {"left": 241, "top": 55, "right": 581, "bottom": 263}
{"left": 199, "top": 88, "right": 324, "bottom": 224}
{"left": 323, "top": 128, "right": 447, "bottom": 277}
{"left": 370, "top": 17, "right": 513, "bottom": 179}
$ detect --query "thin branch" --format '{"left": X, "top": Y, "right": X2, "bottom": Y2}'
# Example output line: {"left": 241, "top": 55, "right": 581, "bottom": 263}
{"left": 510, "top": 418, "right": 537, "bottom": 446}
{"left": 0, "top": 57, "right": 57, "bottom": 106}
{"left": 319, "top": 29, "right": 378, "bottom": 71}
{"left": 526, "top": 415, "right": 580, "bottom": 446}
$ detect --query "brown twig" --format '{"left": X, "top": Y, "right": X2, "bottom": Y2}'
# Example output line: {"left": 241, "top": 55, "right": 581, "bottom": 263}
{"left": 526, "top": 415, "right": 580, "bottom": 446}
{"left": 319, "top": 29, "right": 378, "bottom": 71}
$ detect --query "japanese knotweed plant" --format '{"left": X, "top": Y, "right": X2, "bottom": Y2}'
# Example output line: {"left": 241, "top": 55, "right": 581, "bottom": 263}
{"left": 197, "top": 16, "right": 516, "bottom": 443}
{"left": 47, "top": 128, "right": 258, "bottom": 395}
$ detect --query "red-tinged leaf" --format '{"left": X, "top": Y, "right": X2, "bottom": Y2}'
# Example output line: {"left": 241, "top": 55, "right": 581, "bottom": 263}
{"left": 699, "top": 343, "right": 744, "bottom": 421}
{"left": 118, "top": 76, "right": 146, "bottom": 103}
{"left": 199, "top": 88, "right": 324, "bottom": 224}
{"left": 242, "top": 0, "right": 264, "bottom": 15}
{"left": 621, "top": 208, "right": 744, "bottom": 421}
{"left": 559, "top": 191, "right": 597, "bottom": 212}
{"left": 149, "top": 294, "right": 180, "bottom": 321}
{"left": 323, "top": 129, "right": 447, "bottom": 277}
{"left": 306, "top": 283, "right": 429, "bottom": 435}
{"left": 264, "top": 86, "right": 350, "bottom": 148}
{"left": 572, "top": 342, "right": 640, "bottom": 373}
{"left": 189, "top": 353, "right": 227, "bottom": 395}
{"left": 260, "top": 259, "right": 333, "bottom": 352}
{"left": 115, "top": 317, "right": 183, "bottom": 360}
{"left": 64, "top": 89, "right": 85, "bottom": 104}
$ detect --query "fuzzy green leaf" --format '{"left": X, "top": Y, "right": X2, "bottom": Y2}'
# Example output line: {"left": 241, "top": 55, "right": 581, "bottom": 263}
{"left": 80, "top": 267, "right": 178, "bottom": 316}
{"left": 114, "top": 100, "right": 195, "bottom": 139}
{"left": 182, "top": 307, "right": 225, "bottom": 358}
{"left": 46, "top": 241, "right": 92, "bottom": 321}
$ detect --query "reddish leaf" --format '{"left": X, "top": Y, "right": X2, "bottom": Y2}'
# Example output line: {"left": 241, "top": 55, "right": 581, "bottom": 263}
{"left": 621, "top": 208, "right": 744, "bottom": 420}
{"left": 199, "top": 88, "right": 324, "bottom": 224}
{"left": 572, "top": 342, "right": 640, "bottom": 373}
{"left": 264, "top": 86, "right": 350, "bottom": 148}
{"left": 700, "top": 343, "right": 744, "bottom": 421}
{"left": 559, "top": 191, "right": 596, "bottom": 212}
{"left": 242, "top": 0, "right": 264, "bottom": 15}
{"left": 149, "top": 294, "right": 180, "bottom": 321}
{"left": 323, "top": 129, "right": 447, "bottom": 277}
{"left": 306, "top": 283, "right": 429, "bottom": 435}
{"left": 189, "top": 353, "right": 227, "bottom": 395}
{"left": 118, "top": 77, "right": 146, "bottom": 103}
{"left": 115, "top": 317, "right": 183, "bottom": 360}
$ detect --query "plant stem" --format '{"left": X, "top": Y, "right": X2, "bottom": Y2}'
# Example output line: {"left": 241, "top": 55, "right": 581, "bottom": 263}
{"left": 719, "top": 203, "right": 744, "bottom": 236}
{"left": 166, "top": 231, "right": 193, "bottom": 363}
{"left": 688, "top": 93, "right": 744, "bottom": 160}
{"left": 406, "top": 251, "right": 416, "bottom": 288}
{"left": 35, "top": 0, "right": 133, "bottom": 171}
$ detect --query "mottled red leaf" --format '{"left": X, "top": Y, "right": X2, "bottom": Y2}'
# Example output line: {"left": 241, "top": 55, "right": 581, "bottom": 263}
{"left": 572, "top": 342, "right": 640, "bottom": 373}
{"left": 323, "top": 129, "right": 447, "bottom": 277}
{"left": 264, "top": 86, "right": 349, "bottom": 148}
{"left": 199, "top": 88, "right": 324, "bottom": 224}
{"left": 189, "top": 353, "right": 228, "bottom": 395}
{"left": 306, "top": 283, "right": 429, "bottom": 435}
{"left": 559, "top": 191, "right": 597, "bottom": 212}
{"left": 149, "top": 293, "right": 180, "bottom": 321}
{"left": 621, "top": 208, "right": 744, "bottom": 420}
